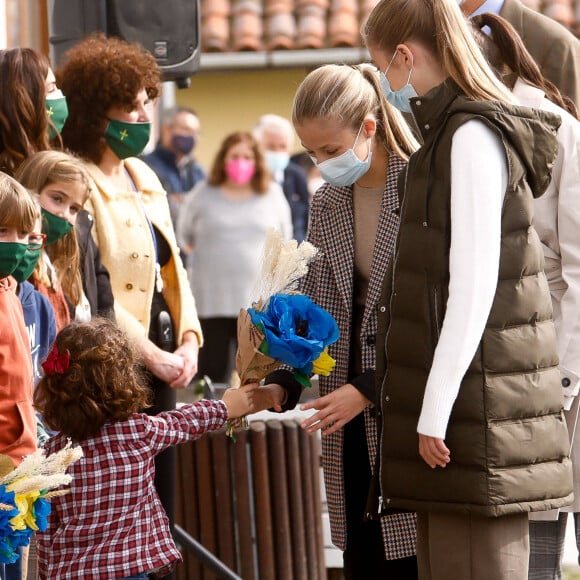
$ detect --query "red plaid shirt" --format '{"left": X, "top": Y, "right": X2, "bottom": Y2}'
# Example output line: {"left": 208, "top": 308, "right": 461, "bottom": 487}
{"left": 37, "top": 399, "right": 228, "bottom": 579}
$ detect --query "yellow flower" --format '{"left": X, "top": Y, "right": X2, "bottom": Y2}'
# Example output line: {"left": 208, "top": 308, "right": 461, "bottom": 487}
{"left": 10, "top": 491, "right": 40, "bottom": 531}
{"left": 312, "top": 349, "right": 336, "bottom": 376}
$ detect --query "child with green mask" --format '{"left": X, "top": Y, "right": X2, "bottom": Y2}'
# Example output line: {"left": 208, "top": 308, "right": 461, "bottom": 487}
{"left": 15, "top": 151, "right": 94, "bottom": 331}
{"left": 13, "top": 207, "right": 57, "bottom": 388}
{"left": 0, "top": 171, "right": 38, "bottom": 466}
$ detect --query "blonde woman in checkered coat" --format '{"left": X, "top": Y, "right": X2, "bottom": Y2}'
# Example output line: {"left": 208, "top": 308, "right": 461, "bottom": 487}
{"left": 265, "top": 63, "right": 419, "bottom": 578}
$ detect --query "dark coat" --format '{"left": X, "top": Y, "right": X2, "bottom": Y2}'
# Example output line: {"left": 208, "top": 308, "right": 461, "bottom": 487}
{"left": 76, "top": 210, "right": 115, "bottom": 320}
{"left": 282, "top": 162, "right": 310, "bottom": 243}
{"left": 376, "top": 80, "right": 572, "bottom": 516}
{"left": 142, "top": 145, "right": 206, "bottom": 194}
{"left": 500, "top": 0, "right": 580, "bottom": 106}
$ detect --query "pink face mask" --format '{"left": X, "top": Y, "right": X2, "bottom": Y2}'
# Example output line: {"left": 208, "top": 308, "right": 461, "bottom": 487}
{"left": 225, "top": 159, "right": 256, "bottom": 185}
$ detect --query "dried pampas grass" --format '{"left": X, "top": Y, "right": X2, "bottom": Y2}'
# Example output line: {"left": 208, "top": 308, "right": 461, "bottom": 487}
{"left": 250, "top": 228, "right": 318, "bottom": 305}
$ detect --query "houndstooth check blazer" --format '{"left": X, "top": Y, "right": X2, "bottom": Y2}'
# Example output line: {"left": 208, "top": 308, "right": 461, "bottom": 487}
{"left": 301, "top": 153, "right": 416, "bottom": 559}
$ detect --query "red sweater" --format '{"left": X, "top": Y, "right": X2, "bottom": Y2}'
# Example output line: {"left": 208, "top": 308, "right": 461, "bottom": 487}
{"left": 0, "top": 276, "right": 36, "bottom": 464}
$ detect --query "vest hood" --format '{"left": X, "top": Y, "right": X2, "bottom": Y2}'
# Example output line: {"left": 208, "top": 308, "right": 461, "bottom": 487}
{"left": 411, "top": 80, "right": 561, "bottom": 199}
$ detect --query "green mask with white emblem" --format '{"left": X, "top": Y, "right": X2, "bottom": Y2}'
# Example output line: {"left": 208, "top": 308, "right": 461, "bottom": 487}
{"left": 105, "top": 119, "right": 151, "bottom": 159}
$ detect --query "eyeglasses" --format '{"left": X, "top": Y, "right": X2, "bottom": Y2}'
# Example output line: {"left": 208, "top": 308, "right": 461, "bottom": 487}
{"left": 28, "top": 233, "right": 46, "bottom": 249}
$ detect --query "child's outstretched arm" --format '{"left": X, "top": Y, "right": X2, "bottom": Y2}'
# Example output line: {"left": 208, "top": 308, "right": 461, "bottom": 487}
{"left": 222, "top": 383, "right": 285, "bottom": 419}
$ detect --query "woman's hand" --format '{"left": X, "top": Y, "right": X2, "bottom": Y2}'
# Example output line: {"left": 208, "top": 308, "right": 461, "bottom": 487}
{"left": 418, "top": 434, "right": 450, "bottom": 468}
{"left": 300, "top": 383, "right": 372, "bottom": 435}
{"left": 222, "top": 383, "right": 285, "bottom": 419}
{"left": 171, "top": 331, "right": 199, "bottom": 388}
{"left": 145, "top": 345, "right": 186, "bottom": 385}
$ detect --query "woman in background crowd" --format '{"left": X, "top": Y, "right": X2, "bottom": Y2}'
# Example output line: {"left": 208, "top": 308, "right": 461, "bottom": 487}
{"left": 177, "top": 130, "right": 292, "bottom": 384}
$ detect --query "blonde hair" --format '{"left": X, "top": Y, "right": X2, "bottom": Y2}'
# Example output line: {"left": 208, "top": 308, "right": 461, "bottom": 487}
{"left": 292, "top": 63, "right": 418, "bottom": 160}
{"left": 0, "top": 171, "right": 37, "bottom": 232}
{"left": 15, "top": 150, "right": 92, "bottom": 306}
{"left": 362, "top": 0, "right": 518, "bottom": 105}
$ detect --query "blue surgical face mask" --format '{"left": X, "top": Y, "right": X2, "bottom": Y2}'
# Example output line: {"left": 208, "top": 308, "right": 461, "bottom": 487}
{"left": 265, "top": 151, "right": 290, "bottom": 175}
{"left": 313, "top": 124, "right": 372, "bottom": 187}
{"left": 379, "top": 51, "right": 418, "bottom": 114}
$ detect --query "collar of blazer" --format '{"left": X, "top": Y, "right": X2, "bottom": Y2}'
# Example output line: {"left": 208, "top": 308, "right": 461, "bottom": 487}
{"left": 316, "top": 152, "right": 403, "bottom": 213}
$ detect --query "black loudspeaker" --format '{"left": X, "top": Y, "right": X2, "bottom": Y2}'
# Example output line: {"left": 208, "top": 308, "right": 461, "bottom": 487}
{"left": 46, "top": 0, "right": 201, "bottom": 88}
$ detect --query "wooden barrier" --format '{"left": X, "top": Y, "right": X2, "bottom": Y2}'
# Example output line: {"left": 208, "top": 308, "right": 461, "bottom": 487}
{"left": 176, "top": 417, "right": 326, "bottom": 580}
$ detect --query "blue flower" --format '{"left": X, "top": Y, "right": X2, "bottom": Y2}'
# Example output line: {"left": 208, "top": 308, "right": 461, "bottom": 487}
{"left": 0, "top": 485, "right": 19, "bottom": 564}
{"left": 7, "top": 527, "right": 33, "bottom": 549}
{"left": 249, "top": 294, "right": 339, "bottom": 380}
{"left": 32, "top": 497, "right": 51, "bottom": 532}
{"left": 0, "top": 486, "right": 17, "bottom": 531}
{"left": 0, "top": 537, "right": 18, "bottom": 564}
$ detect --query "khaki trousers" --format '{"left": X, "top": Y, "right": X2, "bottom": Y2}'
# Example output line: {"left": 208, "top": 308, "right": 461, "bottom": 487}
{"left": 417, "top": 511, "right": 529, "bottom": 580}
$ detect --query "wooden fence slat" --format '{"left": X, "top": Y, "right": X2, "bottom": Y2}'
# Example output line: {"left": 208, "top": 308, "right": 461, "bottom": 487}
{"left": 250, "top": 421, "right": 276, "bottom": 579}
{"left": 195, "top": 433, "right": 218, "bottom": 580}
{"left": 210, "top": 429, "right": 236, "bottom": 571}
{"left": 177, "top": 441, "right": 202, "bottom": 579}
{"left": 232, "top": 427, "right": 256, "bottom": 579}
{"left": 267, "top": 421, "right": 293, "bottom": 580}
{"left": 283, "top": 419, "right": 309, "bottom": 580}
{"left": 299, "top": 425, "right": 322, "bottom": 580}
{"left": 310, "top": 431, "right": 327, "bottom": 580}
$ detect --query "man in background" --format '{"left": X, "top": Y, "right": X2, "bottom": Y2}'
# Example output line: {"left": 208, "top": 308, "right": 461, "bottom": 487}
{"left": 143, "top": 106, "right": 206, "bottom": 230}
{"left": 254, "top": 114, "right": 310, "bottom": 242}
{"left": 458, "top": 0, "right": 580, "bottom": 106}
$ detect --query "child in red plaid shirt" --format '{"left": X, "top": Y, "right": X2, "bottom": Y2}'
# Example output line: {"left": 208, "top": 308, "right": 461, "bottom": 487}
{"left": 34, "top": 317, "right": 282, "bottom": 580}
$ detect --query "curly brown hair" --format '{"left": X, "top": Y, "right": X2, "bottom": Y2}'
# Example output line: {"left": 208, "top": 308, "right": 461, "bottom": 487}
{"left": 34, "top": 318, "right": 151, "bottom": 441}
{"left": 57, "top": 33, "right": 161, "bottom": 164}
{"left": 208, "top": 131, "right": 270, "bottom": 194}
{"left": 0, "top": 48, "right": 52, "bottom": 176}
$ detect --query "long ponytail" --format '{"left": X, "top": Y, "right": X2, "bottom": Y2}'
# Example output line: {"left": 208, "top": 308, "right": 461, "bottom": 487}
{"left": 472, "top": 12, "right": 578, "bottom": 119}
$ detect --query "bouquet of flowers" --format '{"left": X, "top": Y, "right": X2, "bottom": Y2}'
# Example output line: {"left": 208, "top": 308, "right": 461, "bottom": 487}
{"left": 0, "top": 440, "right": 83, "bottom": 563}
{"left": 227, "top": 229, "right": 340, "bottom": 438}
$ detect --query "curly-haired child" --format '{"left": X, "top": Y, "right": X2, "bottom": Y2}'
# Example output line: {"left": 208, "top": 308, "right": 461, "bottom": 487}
{"left": 34, "top": 317, "right": 282, "bottom": 580}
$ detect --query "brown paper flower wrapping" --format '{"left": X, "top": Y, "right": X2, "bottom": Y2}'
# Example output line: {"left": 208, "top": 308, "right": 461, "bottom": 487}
{"left": 226, "top": 309, "right": 282, "bottom": 437}
{"left": 235, "top": 308, "right": 281, "bottom": 385}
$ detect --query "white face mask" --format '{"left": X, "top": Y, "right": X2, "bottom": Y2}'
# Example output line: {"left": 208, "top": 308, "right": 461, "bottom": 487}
{"left": 311, "top": 124, "right": 372, "bottom": 187}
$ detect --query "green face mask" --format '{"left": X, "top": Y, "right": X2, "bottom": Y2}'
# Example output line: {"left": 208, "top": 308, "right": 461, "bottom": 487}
{"left": 41, "top": 208, "right": 73, "bottom": 245}
{"left": 105, "top": 119, "right": 151, "bottom": 160}
{"left": 46, "top": 95, "right": 69, "bottom": 139}
{"left": 0, "top": 242, "right": 28, "bottom": 279}
{"left": 11, "top": 244, "right": 42, "bottom": 283}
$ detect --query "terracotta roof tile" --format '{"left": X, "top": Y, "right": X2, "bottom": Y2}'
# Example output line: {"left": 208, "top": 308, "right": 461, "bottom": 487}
{"left": 200, "top": 0, "right": 579, "bottom": 53}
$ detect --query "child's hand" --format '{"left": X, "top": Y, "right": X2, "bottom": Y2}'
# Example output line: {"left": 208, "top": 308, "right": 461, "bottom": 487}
{"left": 222, "top": 383, "right": 285, "bottom": 419}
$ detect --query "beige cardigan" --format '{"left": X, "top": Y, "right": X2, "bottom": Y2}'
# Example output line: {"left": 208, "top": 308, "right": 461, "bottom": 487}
{"left": 84, "top": 157, "right": 202, "bottom": 347}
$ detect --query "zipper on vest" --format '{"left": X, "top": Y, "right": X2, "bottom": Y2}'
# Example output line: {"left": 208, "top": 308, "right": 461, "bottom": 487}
{"left": 433, "top": 286, "right": 441, "bottom": 337}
